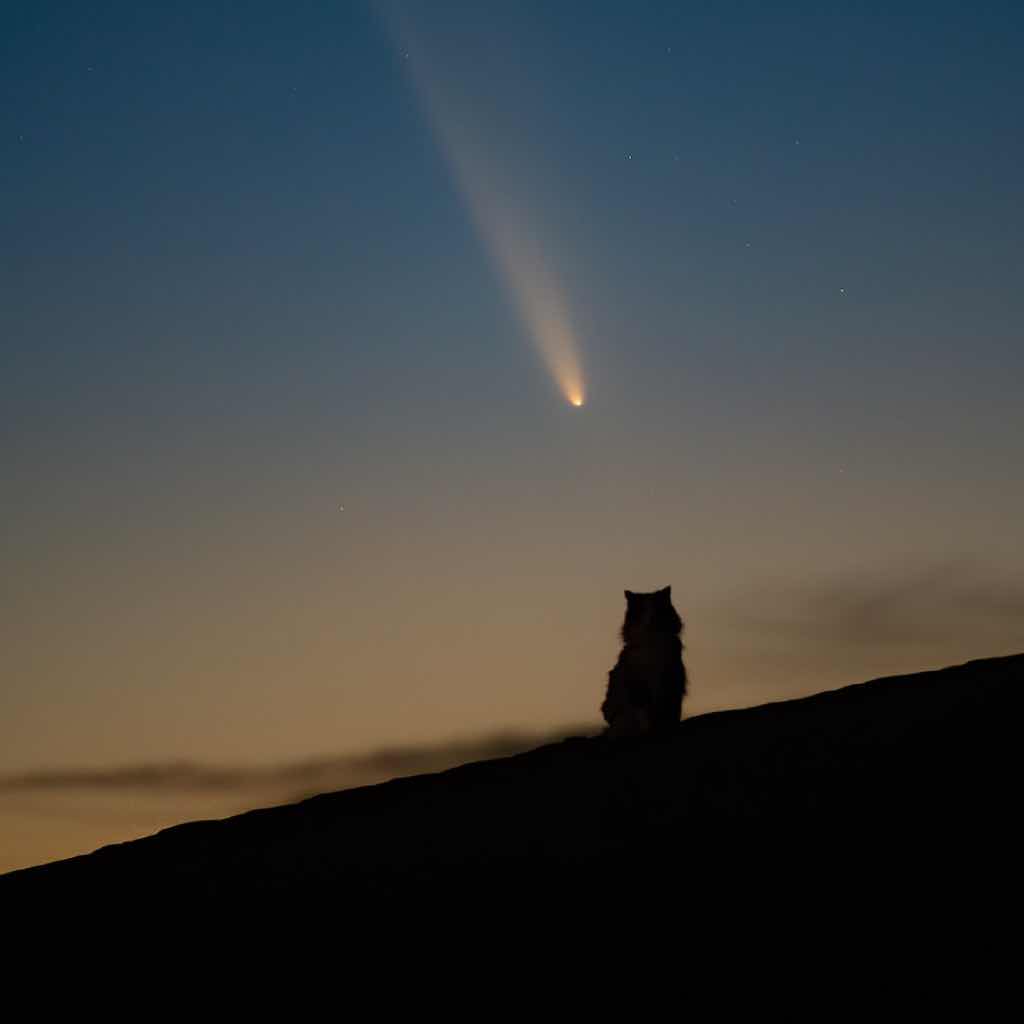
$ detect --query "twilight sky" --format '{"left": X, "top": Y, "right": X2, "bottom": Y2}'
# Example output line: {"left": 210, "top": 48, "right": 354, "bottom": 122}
{"left": 3, "top": 1, "right": 1023, "bottom": 871}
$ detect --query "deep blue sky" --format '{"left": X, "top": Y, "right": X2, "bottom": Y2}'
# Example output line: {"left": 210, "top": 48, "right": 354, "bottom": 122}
{"left": 3, "top": 2, "right": 1023, "bottom": 867}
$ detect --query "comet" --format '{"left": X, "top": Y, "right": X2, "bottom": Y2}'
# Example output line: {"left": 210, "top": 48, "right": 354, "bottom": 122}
{"left": 380, "top": 5, "right": 586, "bottom": 408}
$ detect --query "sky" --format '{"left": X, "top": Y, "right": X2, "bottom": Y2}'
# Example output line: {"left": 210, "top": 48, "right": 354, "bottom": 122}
{"left": 3, "top": 1, "right": 1023, "bottom": 872}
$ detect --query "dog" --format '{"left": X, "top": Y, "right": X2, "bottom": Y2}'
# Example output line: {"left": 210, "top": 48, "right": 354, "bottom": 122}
{"left": 601, "top": 586, "right": 687, "bottom": 738}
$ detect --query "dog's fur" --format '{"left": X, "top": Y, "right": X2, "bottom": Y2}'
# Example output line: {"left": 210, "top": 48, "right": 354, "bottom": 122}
{"left": 601, "top": 586, "right": 687, "bottom": 738}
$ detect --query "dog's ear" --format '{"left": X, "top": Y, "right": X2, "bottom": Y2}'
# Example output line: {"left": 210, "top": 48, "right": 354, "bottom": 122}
{"left": 660, "top": 585, "right": 672, "bottom": 598}
{"left": 624, "top": 590, "right": 634, "bottom": 601}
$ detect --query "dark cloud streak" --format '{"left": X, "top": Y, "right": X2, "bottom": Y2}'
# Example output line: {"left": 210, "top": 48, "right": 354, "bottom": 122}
{"left": 0, "top": 728, "right": 594, "bottom": 799}
{"left": 727, "top": 563, "right": 1024, "bottom": 653}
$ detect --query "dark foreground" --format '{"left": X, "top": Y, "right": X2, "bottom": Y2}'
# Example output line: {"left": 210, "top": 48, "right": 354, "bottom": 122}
{"left": 4, "top": 655, "right": 1021, "bottom": 910}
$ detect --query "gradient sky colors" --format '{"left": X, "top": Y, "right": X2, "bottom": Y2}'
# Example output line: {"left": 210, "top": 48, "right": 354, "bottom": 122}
{"left": 3, "top": 1, "right": 1023, "bottom": 871}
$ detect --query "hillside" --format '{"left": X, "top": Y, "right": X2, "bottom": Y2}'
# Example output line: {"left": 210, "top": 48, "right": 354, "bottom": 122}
{"left": 4, "top": 655, "right": 1021, "bottom": 908}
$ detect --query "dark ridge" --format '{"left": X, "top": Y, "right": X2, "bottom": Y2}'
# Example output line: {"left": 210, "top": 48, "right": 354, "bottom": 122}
{"left": 4, "top": 654, "right": 1021, "bottom": 910}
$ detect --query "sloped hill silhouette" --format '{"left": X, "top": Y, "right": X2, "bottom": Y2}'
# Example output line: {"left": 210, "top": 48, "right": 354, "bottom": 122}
{"left": 4, "top": 655, "right": 1020, "bottom": 909}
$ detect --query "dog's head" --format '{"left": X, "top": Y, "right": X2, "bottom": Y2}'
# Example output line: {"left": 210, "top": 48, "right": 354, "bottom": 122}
{"left": 622, "top": 586, "right": 683, "bottom": 640}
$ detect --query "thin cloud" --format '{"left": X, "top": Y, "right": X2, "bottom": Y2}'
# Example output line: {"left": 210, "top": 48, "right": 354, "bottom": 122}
{"left": 0, "top": 728, "right": 593, "bottom": 800}
{"left": 727, "top": 562, "right": 1024, "bottom": 652}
